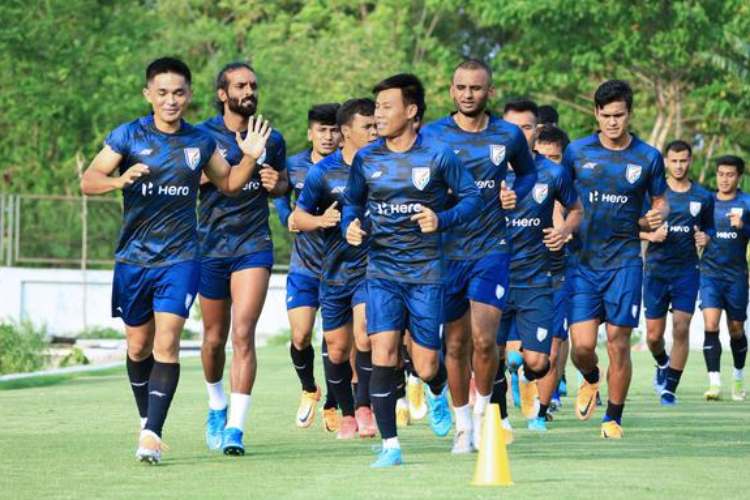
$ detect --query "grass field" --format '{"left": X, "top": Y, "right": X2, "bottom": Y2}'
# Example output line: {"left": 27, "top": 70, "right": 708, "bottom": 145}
{"left": 1, "top": 345, "right": 749, "bottom": 499}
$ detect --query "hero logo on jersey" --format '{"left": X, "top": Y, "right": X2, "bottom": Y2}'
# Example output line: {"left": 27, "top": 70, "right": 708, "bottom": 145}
{"left": 625, "top": 163, "right": 642, "bottom": 184}
{"left": 533, "top": 183, "right": 549, "bottom": 204}
{"left": 184, "top": 148, "right": 201, "bottom": 170}
{"left": 689, "top": 201, "right": 702, "bottom": 217}
{"left": 411, "top": 167, "right": 431, "bottom": 191}
{"left": 489, "top": 145, "right": 506, "bottom": 166}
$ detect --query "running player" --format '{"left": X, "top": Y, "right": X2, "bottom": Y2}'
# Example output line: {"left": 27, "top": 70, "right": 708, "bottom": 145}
{"left": 342, "top": 73, "right": 482, "bottom": 467}
{"left": 274, "top": 104, "right": 342, "bottom": 429}
{"left": 292, "top": 98, "right": 378, "bottom": 439}
{"left": 562, "top": 79, "right": 668, "bottom": 439}
{"left": 499, "top": 115, "right": 583, "bottom": 433}
{"left": 700, "top": 155, "right": 750, "bottom": 401}
{"left": 198, "top": 62, "right": 287, "bottom": 455}
{"left": 502, "top": 99, "right": 540, "bottom": 409}
{"left": 532, "top": 124, "right": 573, "bottom": 417}
{"left": 420, "top": 60, "right": 537, "bottom": 453}
{"left": 80, "top": 57, "right": 271, "bottom": 463}
{"left": 639, "top": 140, "right": 713, "bottom": 406}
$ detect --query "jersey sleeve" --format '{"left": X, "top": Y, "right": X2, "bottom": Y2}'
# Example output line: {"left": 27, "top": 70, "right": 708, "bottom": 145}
{"left": 560, "top": 143, "right": 577, "bottom": 180}
{"left": 296, "top": 165, "right": 323, "bottom": 213}
{"left": 268, "top": 132, "right": 287, "bottom": 172}
{"left": 436, "top": 149, "right": 482, "bottom": 230}
{"left": 104, "top": 122, "right": 132, "bottom": 156}
{"left": 742, "top": 196, "right": 750, "bottom": 238}
{"left": 341, "top": 153, "right": 368, "bottom": 238}
{"left": 648, "top": 152, "right": 667, "bottom": 197}
{"left": 700, "top": 192, "right": 716, "bottom": 237}
{"left": 553, "top": 164, "right": 578, "bottom": 208}
{"left": 508, "top": 127, "right": 537, "bottom": 201}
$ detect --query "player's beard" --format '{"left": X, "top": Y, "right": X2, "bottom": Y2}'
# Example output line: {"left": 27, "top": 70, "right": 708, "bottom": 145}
{"left": 228, "top": 95, "right": 257, "bottom": 117}
{"left": 456, "top": 100, "right": 487, "bottom": 118}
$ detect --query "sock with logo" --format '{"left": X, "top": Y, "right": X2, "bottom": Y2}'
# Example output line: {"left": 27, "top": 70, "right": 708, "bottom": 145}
{"left": 491, "top": 358, "right": 509, "bottom": 419}
{"left": 355, "top": 350, "right": 373, "bottom": 407}
{"left": 664, "top": 367, "right": 683, "bottom": 394}
{"left": 290, "top": 344, "right": 316, "bottom": 393}
{"left": 730, "top": 334, "right": 748, "bottom": 371}
{"left": 370, "top": 365, "right": 397, "bottom": 439}
{"left": 703, "top": 331, "right": 721, "bottom": 373}
{"left": 144, "top": 361, "right": 180, "bottom": 438}
{"left": 325, "top": 359, "right": 354, "bottom": 417}
{"left": 126, "top": 354, "right": 154, "bottom": 419}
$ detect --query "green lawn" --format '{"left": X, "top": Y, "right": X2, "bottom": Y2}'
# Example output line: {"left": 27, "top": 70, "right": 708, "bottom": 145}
{"left": 1, "top": 346, "right": 749, "bottom": 499}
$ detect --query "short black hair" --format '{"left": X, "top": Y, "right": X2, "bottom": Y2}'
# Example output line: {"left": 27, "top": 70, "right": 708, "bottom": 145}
{"left": 715, "top": 155, "right": 745, "bottom": 175}
{"left": 453, "top": 58, "right": 493, "bottom": 82}
{"left": 535, "top": 124, "right": 570, "bottom": 150}
{"left": 146, "top": 57, "right": 191, "bottom": 85}
{"left": 664, "top": 139, "right": 692, "bottom": 157}
{"left": 308, "top": 103, "right": 340, "bottom": 127}
{"left": 594, "top": 79, "right": 633, "bottom": 111}
{"left": 503, "top": 98, "right": 539, "bottom": 118}
{"left": 337, "top": 98, "right": 375, "bottom": 127}
{"left": 372, "top": 73, "right": 426, "bottom": 121}
{"left": 215, "top": 62, "right": 255, "bottom": 113}
{"left": 538, "top": 105, "right": 559, "bottom": 125}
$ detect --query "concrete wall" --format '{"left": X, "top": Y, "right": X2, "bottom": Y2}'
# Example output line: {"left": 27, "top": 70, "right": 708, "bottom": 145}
{"left": 0, "top": 266, "right": 744, "bottom": 348}
{"left": 0, "top": 267, "right": 290, "bottom": 340}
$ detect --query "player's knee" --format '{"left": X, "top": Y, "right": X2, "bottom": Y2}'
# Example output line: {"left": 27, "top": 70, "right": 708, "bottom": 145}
{"left": 127, "top": 342, "right": 152, "bottom": 361}
{"left": 472, "top": 333, "right": 496, "bottom": 359}
{"left": 671, "top": 323, "right": 690, "bottom": 343}
{"left": 415, "top": 362, "right": 437, "bottom": 381}
{"left": 291, "top": 328, "right": 312, "bottom": 350}
{"left": 645, "top": 333, "right": 662, "bottom": 351}
{"left": 326, "top": 343, "right": 349, "bottom": 364}
{"left": 729, "top": 325, "right": 745, "bottom": 338}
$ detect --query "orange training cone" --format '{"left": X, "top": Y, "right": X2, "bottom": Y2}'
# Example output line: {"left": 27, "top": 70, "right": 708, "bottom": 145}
{"left": 471, "top": 403, "right": 513, "bottom": 487}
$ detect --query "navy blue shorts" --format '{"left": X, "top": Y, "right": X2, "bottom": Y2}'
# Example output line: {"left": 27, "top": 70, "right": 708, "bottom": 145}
{"left": 112, "top": 260, "right": 200, "bottom": 327}
{"left": 366, "top": 277, "right": 444, "bottom": 351}
{"left": 198, "top": 250, "right": 273, "bottom": 300}
{"left": 552, "top": 273, "right": 570, "bottom": 340}
{"left": 643, "top": 267, "right": 699, "bottom": 319}
{"left": 320, "top": 279, "right": 368, "bottom": 331}
{"left": 286, "top": 272, "right": 320, "bottom": 310}
{"left": 443, "top": 252, "right": 510, "bottom": 323}
{"left": 700, "top": 275, "right": 749, "bottom": 322}
{"left": 497, "top": 286, "right": 553, "bottom": 354}
{"left": 568, "top": 263, "right": 643, "bottom": 328}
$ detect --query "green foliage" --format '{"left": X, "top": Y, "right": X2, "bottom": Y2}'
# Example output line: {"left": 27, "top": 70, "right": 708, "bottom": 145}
{"left": 181, "top": 328, "right": 201, "bottom": 340}
{"left": 1, "top": 0, "right": 749, "bottom": 264}
{"left": 0, "top": 321, "right": 48, "bottom": 374}
{"left": 76, "top": 326, "right": 123, "bottom": 340}
{"left": 58, "top": 346, "right": 90, "bottom": 368}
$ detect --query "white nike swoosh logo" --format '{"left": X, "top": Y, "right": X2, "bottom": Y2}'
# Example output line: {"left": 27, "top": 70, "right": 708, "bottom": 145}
{"left": 371, "top": 391, "right": 392, "bottom": 398}
{"left": 149, "top": 391, "right": 166, "bottom": 398}
{"left": 293, "top": 363, "right": 307, "bottom": 370}
{"left": 131, "top": 381, "right": 148, "bottom": 387}
{"left": 328, "top": 378, "right": 343, "bottom": 384}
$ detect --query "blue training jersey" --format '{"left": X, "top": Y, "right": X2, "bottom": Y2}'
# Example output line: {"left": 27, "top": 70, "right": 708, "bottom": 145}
{"left": 197, "top": 115, "right": 286, "bottom": 258}
{"left": 296, "top": 149, "right": 368, "bottom": 286}
{"left": 342, "top": 135, "right": 482, "bottom": 284}
{"left": 562, "top": 133, "right": 667, "bottom": 270}
{"left": 420, "top": 114, "right": 536, "bottom": 259}
{"left": 701, "top": 191, "right": 750, "bottom": 280}
{"left": 273, "top": 149, "right": 326, "bottom": 278}
{"left": 644, "top": 182, "right": 715, "bottom": 276}
{"left": 105, "top": 114, "right": 216, "bottom": 267}
{"left": 506, "top": 155, "right": 578, "bottom": 287}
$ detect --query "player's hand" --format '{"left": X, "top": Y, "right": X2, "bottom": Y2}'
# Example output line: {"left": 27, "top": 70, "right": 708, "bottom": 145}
{"left": 728, "top": 210, "right": 744, "bottom": 229}
{"left": 236, "top": 115, "right": 271, "bottom": 161}
{"left": 643, "top": 209, "right": 664, "bottom": 230}
{"left": 116, "top": 163, "right": 150, "bottom": 189}
{"left": 410, "top": 205, "right": 439, "bottom": 233}
{"left": 542, "top": 227, "right": 568, "bottom": 252}
{"left": 499, "top": 180, "right": 517, "bottom": 210}
{"left": 318, "top": 201, "right": 341, "bottom": 229}
{"left": 649, "top": 223, "right": 668, "bottom": 243}
{"left": 287, "top": 214, "right": 299, "bottom": 233}
{"left": 693, "top": 225, "right": 710, "bottom": 248}
{"left": 259, "top": 164, "right": 279, "bottom": 192}
{"left": 346, "top": 218, "right": 367, "bottom": 246}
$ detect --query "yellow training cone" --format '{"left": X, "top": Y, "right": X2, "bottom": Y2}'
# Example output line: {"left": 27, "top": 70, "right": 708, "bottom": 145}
{"left": 471, "top": 403, "right": 513, "bottom": 487}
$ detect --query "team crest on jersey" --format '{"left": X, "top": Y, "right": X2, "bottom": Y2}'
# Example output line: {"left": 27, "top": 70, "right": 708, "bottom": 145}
{"left": 184, "top": 148, "right": 201, "bottom": 170}
{"left": 625, "top": 163, "right": 642, "bottom": 184}
{"left": 217, "top": 146, "right": 228, "bottom": 158}
{"left": 533, "top": 183, "right": 549, "bottom": 204}
{"left": 411, "top": 167, "right": 431, "bottom": 191}
{"left": 536, "top": 327, "right": 548, "bottom": 342}
{"left": 689, "top": 201, "right": 702, "bottom": 217}
{"left": 489, "top": 145, "right": 506, "bottom": 166}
